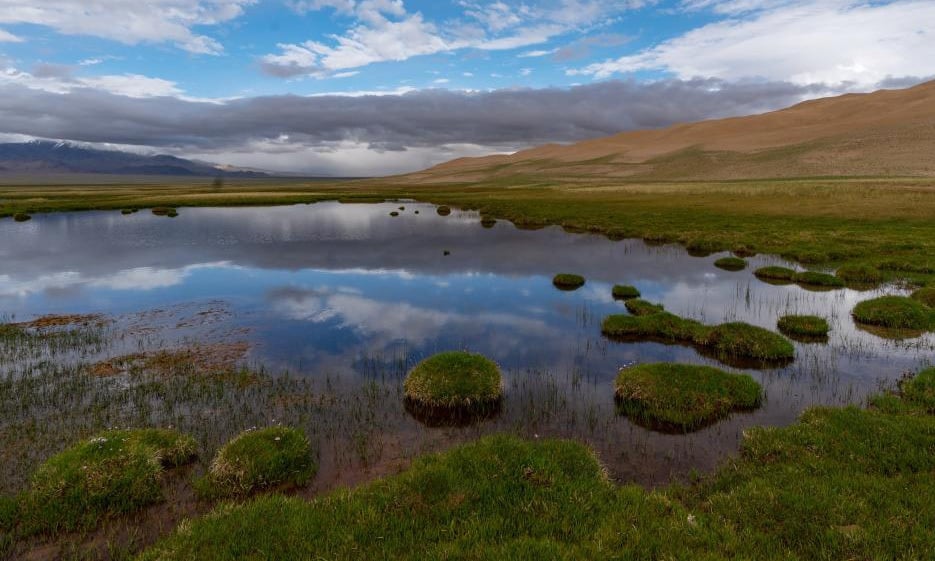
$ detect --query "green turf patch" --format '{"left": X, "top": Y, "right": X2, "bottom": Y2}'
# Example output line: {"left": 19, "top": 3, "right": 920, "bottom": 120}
{"left": 612, "top": 284, "right": 641, "bottom": 300}
{"left": 196, "top": 426, "right": 315, "bottom": 499}
{"left": 624, "top": 298, "right": 665, "bottom": 316}
{"left": 698, "top": 323, "right": 796, "bottom": 362}
{"left": 852, "top": 296, "right": 933, "bottom": 331}
{"left": 714, "top": 257, "right": 747, "bottom": 271}
{"left": 777, "top": 315, "right": 831, "bottom": 340}
{"left": 552, "top": 273, "right": 586, "bottom": 290}
{"left": 151, "top": 207, "right": 178, "bottom": 217}
{"left": 614, "top": 363, "right": 762, "bottom": 432}
{"left": 480, "top": 217, "right": 497, "bottom": 228}
{"left": 403, "top": 352, "right": 503, "bottom": 425}
{"left": 754, "top": 266, "right": 797, "bottom": 281}
{"left": 911, "top": 287, "right": 935, "bottom": 308}
{"left": 436, "top": 205, "right": 452, "bottom": 216}
{"left": 12, "top": 212, "right": 32, "bottom": 222}
{"left": 389, "top": 211, "right": 400, "bottom": 216}
{"left": 9, "top": 429, "right": 195, "bottom": 536}
{"left": 793, "top": 271, "right": 845, "bottom": 288}
{"left": 835, "top": 264, "right": 883, "bottom": 286}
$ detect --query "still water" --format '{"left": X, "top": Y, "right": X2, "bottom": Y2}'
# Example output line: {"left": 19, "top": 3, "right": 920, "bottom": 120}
{"left": 1, "top": 202, "right": 932, "bottom": 485}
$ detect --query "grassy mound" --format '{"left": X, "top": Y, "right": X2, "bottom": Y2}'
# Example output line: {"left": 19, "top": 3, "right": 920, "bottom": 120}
{"left": 9, "top": 429, "right": 195, "bottom": 535}
{"left": 389, "top": 211, "right": 400, "bottom": 217}
{"left": 836, "top": 264, "right": 883, "bottom": 285}
{"left": 852, "top": 296, "right": 933, "bottom": 331}
{"left": 13, "top": 212, "right": 32, "bottom": 222}
{"left": 754, "top": 266, "right": 797, "bottom": 281}
{"left": 777, "top": 315, "right": 831, "bottom": 340}
{"left": 480, "top": 217, "right": 497, "bottom": 228}
{"left": 714, "top": 257, "right": 747, "bottom": 271}
{"left": 624, "top": 298, "right": 664, "bottom": 316}
{"left": 793, "top": 271, "right": 845, "bottom": 288}
{"left": 552, "top": 273, "right": 586, "bottom": 290}
{"left": 896, "top": 367, "right": 935, "bottom": 413}
{"left": 436, "top": 205, "right": 451, "bottom": 216}
{"left": 151, "top": 207, "right": 178, "bottom": 217}
{"left": 404, "top": 352, "right": 502, "bottom": 414}
{"left": 603, "top": 307, "right": 794, "bottom": 364}
{"left": 614, "top": 363, "right": 762, "bottom": 432}
{"left": 911, "top": 287, "right": 935, "bottom": 308}
{"left": 139, "top": 367, "right": 935, "bottom": 560}
{"left": 612, "top": 284, "right": 641, "bottom": 300}
{"left": 196, "top": 426, "right": 315, "bottom": 498}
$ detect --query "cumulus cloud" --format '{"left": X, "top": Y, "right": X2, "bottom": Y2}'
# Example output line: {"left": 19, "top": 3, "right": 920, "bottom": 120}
{"left": 0, "top": 28, "right": 22, "bottom": 42}
{"left": 0, "top": 0, "right": 255, "bottom": 54}
{"left": 573, "top": 0, "right": 935, "bottom": 88}
{"left": 0, "top": 76, "right": 859, "bottom": 175}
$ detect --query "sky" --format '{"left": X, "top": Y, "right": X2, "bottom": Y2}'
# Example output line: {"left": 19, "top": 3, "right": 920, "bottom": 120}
{"left": 0, "top": 0, "right": 933, "bottom": 176}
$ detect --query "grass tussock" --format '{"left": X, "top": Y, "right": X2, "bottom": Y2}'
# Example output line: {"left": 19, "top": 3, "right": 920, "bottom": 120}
{"left": 480, "top": 217, "right": 497, "bottom": 228}
{"left": 754, "top": 266, "right": 846, "bottom": 289}
{"left": 12, "top": 212, "right": 32, "bottom": 222}
{"left": 389, "top": 211, "right": 400, "bottom": 217}
{"left": 624, "top": 298, "right": 664, "bottom": 316}
{"left": 602, "top": 306, "right": 794, "bottom": 364}
{"left": 793, "top": 271, "right": 845, "bottom": 288}
{"left": 138, "top": 367, "right": 935, "bottom": 560}
{"left": 614, "top": 363, "right": 762, "bottom": 432}
{"left": 911, "top": 287, "right": 935, "bottom": 308}
{"left": 754, "top": 266, "right": 797, "bottom": 282}
{"left": 777, "top": 315, "right": 831, "bottom": 340}
{"left": 151, "top": 207, "right": 178, "bottom": 217}
{"left": 835, "top": 264, "right": 883, "bottom": 286}
{"left": 436, "top": 205, "right": 451, "bottom": 216}
{"left": 6, "top": 429, "right": 195, "bottom": 536}
{"left": 611, "top": 284, "right": 641, "bottom": 300}
{"left": 714, "top": 257, "right": 747, "bottom": 271}
{"left": 852, "top": 296, "right": 934, "bottom": 331}
{"left": 403, "top": 352, "right": 502, "bottom": 412}
{"left": 552, "top": 273, "right": 586, "bottom": 290}
{"left": 195, "top": 427, "right": 315, "bottom": 499}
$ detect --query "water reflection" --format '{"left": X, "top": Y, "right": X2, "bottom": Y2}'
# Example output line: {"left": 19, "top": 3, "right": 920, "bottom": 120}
{"left": 1, "top": 201, "right": 932, "bottom": 485}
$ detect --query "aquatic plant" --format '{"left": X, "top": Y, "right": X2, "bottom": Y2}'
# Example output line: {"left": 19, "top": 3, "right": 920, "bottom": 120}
{"left": 852, "top": 296, "right": 933, "bottom": 331}
{"left": 10, "top": 429, "right": 195, "bottom": 535}
{"left": 196, "top": 426, "right": 315, "bottom": 498}
{"left": 777, "top": 315, "right": 830, "bottom": 340}
{"left": 552, "top": 274, "right": 586, "bottom": 290}
{"left": 614, "top": 363, "right": 762, "bottom": 432}
{"left": 611, "top": 285, "right": 641, "bottom": 300}
{"left": 714, "top": 257, "right": 747, "bottom": 271}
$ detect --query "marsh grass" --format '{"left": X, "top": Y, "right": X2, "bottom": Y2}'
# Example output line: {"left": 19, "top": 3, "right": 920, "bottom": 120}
{"left": 793, "top": 271, "right": 845, "bottom": 288}
{"left": 552, "top": 273, "right": 586, "bottom": 290}
{"left": 836, "top": 264, "right": 883, "bottom": 286}
{"left": 139, "top": 368, "right": 935, "bottom": 560}
{"left": 777, "top": 315, "right": 831, "bottom": 341}
{"left": 8, "top": 429, "right": 196, "bottom": 536}
{"left": 624, "top": 298, "right": 664, "bottom": 316}
{"left": 614, "top": 363, "right": 762, "bottom": 432}
{"left": 754, "top": 266, "right": 797, "bottom": 282}
{"left": 852, "top": 296, "right": 934, "bottom": 331}
{"left": 602, "top": 307, "right": 794, "bottom": 365}
{"left": 403, "top": 352, "right": 502, "bottom": 414}
{"left": 195, "top": 427, "right": 315, "bottom": 499}
{"left": 612, "top": 285, "right": 641, "bottom": 300}
{"left": 714, "top": 257, "right": 747, "bottom": 271}
{"left": 911, "top": 287, "right": 935, "bottom": 308}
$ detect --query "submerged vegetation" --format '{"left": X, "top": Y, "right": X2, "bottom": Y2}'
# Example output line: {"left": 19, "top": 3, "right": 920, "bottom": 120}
{"left": 614, "top": 363, "right": 761, "bottom": 432}
{"left": 5, "top": 429, "right": 195, "bottom": 536}
{"left": 714, "top": 256, "right": 747, "bottom": 271}
{"left": 852, "top": 296, "right": 934, "bottom": 331}
{"left": 196, "top": 427, "right": 315, "bottom": 499}
{"left": 552, "top": 273, "right": 586, "bottom": 290}
{"left": 777, "top": 315, "right": 831, "bottom": 340}
{"left": 602, "top": 302, "right": 795, "bottom": 364}
{"left": 140, "top": 366, "right": 935, "bottom": 559}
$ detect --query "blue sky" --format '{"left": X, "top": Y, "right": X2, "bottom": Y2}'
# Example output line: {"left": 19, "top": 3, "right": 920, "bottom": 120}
{"left": 1, "top": 1, "right": 933, "bottom": 175}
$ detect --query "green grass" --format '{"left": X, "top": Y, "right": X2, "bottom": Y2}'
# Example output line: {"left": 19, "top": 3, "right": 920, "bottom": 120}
{"left": 403, "top": 351, "right": 502, "bottom": 411}
{"left": 754, "top": 266, "right": 797, "bottom": 281}
{"left": 138, "top": 366, "right": 935, "bottom": 560}
{"left": 552, "top": 273, "right": 586, "bottom": 290}
{"left": 614, "top": 363, "right": 762, "bottom": 432}
{"left": 602, "top": 308, "right": 794, "bottom": 364}
{"left": 611, "top": 284, "right": 641, "bottom": 300}
{"left": 714, "top": 256, "right": 747, "bottom": 271}
{"left": 895, "top": 368, "right": 935, "bottom": 413}
{"left": 195, "top": 427, "right": 315, "bottom": 499}
{"left": 852, "top": 296, "right": 934, "bottom": 331}
{"left": 7, "top": 429, "right": 195, "bottom": 536}
{"left": 835, "top": 264, "right": 883, "bottom": 286}
{"left": 911, "top": 287, "right": 935, "bottom": 308}
{"left": 793, "top": 271, "right": 845, "bottom": 288}
{"left": 624, "top": 298, "right": 665, "bottom": 316}
{"left": 777, "top": 315, "right": 831, "bottom": 340}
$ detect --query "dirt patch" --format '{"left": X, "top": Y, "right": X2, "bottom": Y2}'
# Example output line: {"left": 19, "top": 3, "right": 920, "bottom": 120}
{"left": 15, "top": 314, "right": 109, "bottom": 329}
{"left": 91, "top": 342, "right": 251, "bottom": 379}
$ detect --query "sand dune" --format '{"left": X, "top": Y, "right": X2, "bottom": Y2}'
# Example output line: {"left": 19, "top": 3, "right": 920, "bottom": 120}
{"left": 403, "top": 80, "right": 935, "bottom": 182}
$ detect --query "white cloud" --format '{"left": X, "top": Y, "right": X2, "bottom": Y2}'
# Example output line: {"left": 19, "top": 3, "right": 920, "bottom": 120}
{"left": 0, "top": 28, "right": 22, "bottom": 42}
{"left": 573, "top": 0, "right": 935, "bottom": 87}
{"left": 0, "top": 66, "right": 183, "bottom": 98}
{"left": 0, "top": 0, "right": 255, "bottom": 54}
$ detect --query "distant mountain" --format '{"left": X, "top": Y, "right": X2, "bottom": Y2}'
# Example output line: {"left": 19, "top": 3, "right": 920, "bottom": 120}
{"left": 403, "top": 80, "right": 935, "bottom": 183}
{"left": 0, "top": 141, "right": 269, "bottom": 177}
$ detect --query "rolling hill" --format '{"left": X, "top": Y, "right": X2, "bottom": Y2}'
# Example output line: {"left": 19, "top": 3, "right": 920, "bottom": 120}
{"left": 0, "top": 141, "right": 268, "bottom": 178}
{"left": 403, "top": 80, "right": 935, "bottom": 183}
